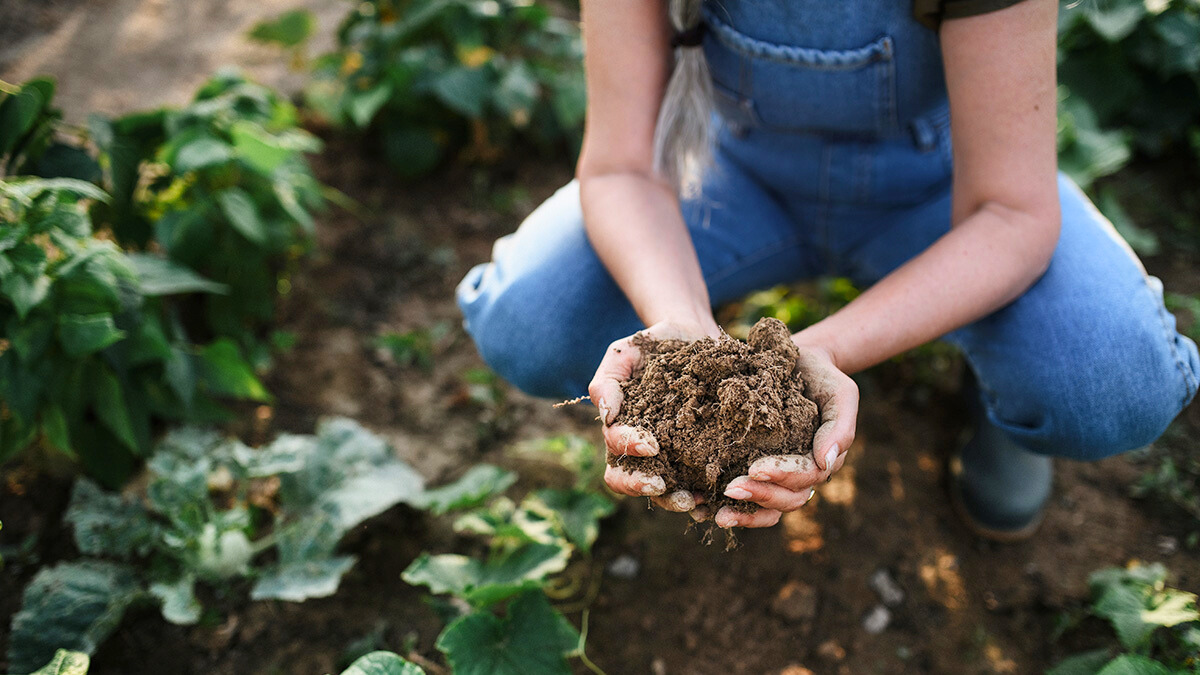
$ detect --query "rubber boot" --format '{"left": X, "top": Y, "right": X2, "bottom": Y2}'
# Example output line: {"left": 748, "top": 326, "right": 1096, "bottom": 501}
{"left": 950, "top": 378, "right": 1054, "bottom": 541}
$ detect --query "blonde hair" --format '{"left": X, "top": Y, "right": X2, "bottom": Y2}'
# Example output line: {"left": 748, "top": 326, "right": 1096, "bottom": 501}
{"left": 653, "top": 0, "right": 715, "bottom": 198}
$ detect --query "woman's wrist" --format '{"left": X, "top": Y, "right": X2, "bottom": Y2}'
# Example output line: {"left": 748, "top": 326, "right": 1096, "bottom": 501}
{"left": 791, "top": 322, "right": 851, "bottom": 373}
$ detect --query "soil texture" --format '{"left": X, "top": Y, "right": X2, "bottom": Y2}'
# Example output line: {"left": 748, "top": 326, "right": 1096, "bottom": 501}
{"left": 612, "top": 318, "right": 818, "bottom": 512}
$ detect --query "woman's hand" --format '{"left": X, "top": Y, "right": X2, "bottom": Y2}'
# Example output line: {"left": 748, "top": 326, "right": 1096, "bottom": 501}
{"left": 588, "top": 319, "right": 720, "bottom": 513}
{"left": 707, "top": 343, "right": 859, "bottom": 529}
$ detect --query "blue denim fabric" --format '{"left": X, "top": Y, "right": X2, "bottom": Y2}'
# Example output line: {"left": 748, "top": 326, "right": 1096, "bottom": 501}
{"left": 456, "top": 2, "right": 1200, "bottom": 461}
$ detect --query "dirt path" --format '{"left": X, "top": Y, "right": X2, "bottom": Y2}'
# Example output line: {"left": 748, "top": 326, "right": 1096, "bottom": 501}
{"left": 1, "top": 0, "right": 344, "bottom": 122}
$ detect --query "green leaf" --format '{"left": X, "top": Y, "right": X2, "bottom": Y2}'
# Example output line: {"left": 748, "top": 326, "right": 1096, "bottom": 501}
{"left": 453, "top": 498, "right": 560, "bottom": 546}
{"left": 382, "top": 127, "right": 443, "bottom": 177}
{"left": 1095, "top": 654, "right": 1173, "bottom": 675}
{"left": 414, "top": 464, "right": 517, "bottom": 515}
{"left": 26, "top": 649, "right": 91, "bottom": 675}
{"left": 248, "top": 9, "right": 315, "bottom": 47}
{"left": 436, "top": 591, "right": 579, "bottom": 675}
{"left": 64, "top": 479, "right": 158, "bottom": 559}
{"left": 493, "top": 62, "right": 538, "bottom": 124}
{"left": 1141, "top": 588, "right": 1200, "bottom": 628}
{"left": 230, "top": 121, "right": 293, "bottom": 173}
{"left": 1095, "top": 582, "right": 1155, "bottom": 648}
{"left": 317, "top": 460, "right": 426, "bottom": 531}
{"left": 337, "top": 651, "right": 426, "bottom": 675}
{"left": 165, "top": 347, "right": 196, "bottom": 410}
{"left": 3, "top": 273, "right": 51, "bottom": 320}
{"left": 0, "top": 87, "right": 45, "bottom": 156}
{"left": 90, "top": 366, "right": 139, "bottom": 452}
{"left": 1083, "top": 1, "right": 1145, "bottom": 42}
{"left": 1047, "top": 649, "right": 1115, "bottom": 675}
{"left": 250, "top": 556, "right": 357, "bottom": 602}
{"left": 216, "top": 187, "right": 268, "bottom": 245}
{"left": 126, "top": 253, "right": 228, "bottom": 295}
{"left": 58, "top": 314, "right": 125, "bottom": 357}
{"left": 196, "top": 339, "right": 270, "bottom": 401}
{"left": 7, "top": 561, "right": 141, "bottom": 673}
{"left": 41, "top": 405, "right": 72, "bottom": 456}
{"left": 529, "top": 489, "right": 614, "bottom": 553}
{"left": 149, "top": 575, "right": 202, "bottom": 625}
{"left": 430, "top": 66, "right": 492, "bottom": 118}
{"left": 171, "top": 136, "right": 234, "bottom": 172}
{"left": 402, "top": 542, "right": 571, "bottom": 607}
{"left": 348, "top": 83, "right": 393, "bottom": 128}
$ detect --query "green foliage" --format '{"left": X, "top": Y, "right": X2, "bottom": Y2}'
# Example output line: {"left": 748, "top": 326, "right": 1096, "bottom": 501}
{"left": 9, "top": 419, "right": 425, "bottom": 669}
{"left": 0, "top": 79, "right": 99, "bottom": 182}
{"left": 249, "top": 10, "right": 317, "bottom": 49}
{"left": 374, "top": 328, "right": 436, "bottom": 370}
{"left": 303, "top": 0, "right": 585, "bottom": 176}
{"left": 335, "top": 652, "right": 426, "bottom": 675}
{"left": 9, "top": 650, "right": 91, "bottom": 675}
{"left": 1057, "top": 0, "right": 1200, "bottom": 188}
{"left": 399, "top": 440, "right": 614, "bottom": 674}
{"left": 0, "top": 178, "right": 261, "bottom": 484}
{"left": 1048, "top": 563, "right": 1200, "bottom": 675}
{"left": 90, "top": 69, "right": 324, "bottom": 363}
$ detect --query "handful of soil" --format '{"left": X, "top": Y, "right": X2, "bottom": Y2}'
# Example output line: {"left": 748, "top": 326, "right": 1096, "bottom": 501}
{"left": 610, "top": 317, "right": 819, "bottom": 513}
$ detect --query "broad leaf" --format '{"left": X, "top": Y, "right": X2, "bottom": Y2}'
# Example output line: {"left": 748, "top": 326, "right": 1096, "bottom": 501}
{"left": 64, "top": 479, "right": 158, "bottom": 559}
{"left": 1095, "top": 654, "right": 1173, "bottom": 675}
{"left": 26, "top": 649, "right": 91, "bottom": 675}
{"left": 1046, "top": 649, "right": 1115, "bottom": 675}
{"left": 414, "top": 464, "right": 516, "bottom": 515}
{"left": 7, "top": 561, "right": 141, "bottom": 674}
{"left": 348, "top": 84, "right": 393, "bottom": 128}
{"left": 402, "top": 542, "right": 571, "bottom": 607}
{"left": 248, "top": 9, "right": 315, "bottom": 48}
{"left": 436, "top": 591, "right": 579, "bottom": 675}
{"left": 90, "top": 366, "right": 139, "bottom": 452}
{"left": 149, "top": 575, "right": 202, "bottom": 625}
{"left": 58, "top": 314, "right": 125, "bottom": 357}
{"left": 216, "top": 187, "right": 268, "bottom": 245}
{"left": 530, "top": 488, "right": 614, "bottom": 553}
{"left": 171, "top": 136, "right": 233, "bottom": 172}
{"left": 337, "top": 651, "right": 426, "bottom": 675}
{"left": 126, "top": 253, "right": 228, "bottom": 295}
{"left": 197, "top": 339, "right": 270, "bottom": 401}
{"left": 250, "top": 556, "right": 357, "bottom": 602}
{"left": 1095, "top": 583, "right": 1156, "bottom": 649}
{"left": 317, "top": 461, "right": 425, "bottom": 531}
{"left": 430, "top": 66, "right": 491, "bottom": 118}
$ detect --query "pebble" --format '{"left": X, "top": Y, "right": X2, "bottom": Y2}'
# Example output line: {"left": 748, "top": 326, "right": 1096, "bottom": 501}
{"left": 816, "top": 640, "right": 846, "bottom": 662}
{"left": 869, "top": 569, "right": 905, "bottom": 607}
{"left": 606, "top": 554, "right": 640, "bottom": 580}
{"left": 1157, "top": 535, "right": 1178, "bottom": 556}
{"left": 770, "top": 580, "right": 819, "bottom": 622}
{"left": 862, "top": 604, "right": 891, "bottom": 635}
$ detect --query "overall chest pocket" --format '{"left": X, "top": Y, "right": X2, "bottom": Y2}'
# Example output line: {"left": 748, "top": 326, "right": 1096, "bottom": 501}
{"left": 704, "top": 12, "right": 899, "bottom": 137}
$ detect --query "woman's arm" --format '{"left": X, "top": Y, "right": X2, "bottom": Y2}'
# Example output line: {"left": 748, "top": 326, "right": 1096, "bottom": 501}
{"left": 576, "top": 0, "right": 718, "bottom": 335}
{"left": 792, "top": 0, "right": 1061, "bottom": 375}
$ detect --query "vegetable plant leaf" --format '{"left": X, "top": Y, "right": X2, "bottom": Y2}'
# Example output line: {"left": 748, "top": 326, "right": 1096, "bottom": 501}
{"left": 64, "top": 479, "right": 158, "bottom": 559}
{"left": 348, "top": 84, "right": 393, "bottom": 128}
{"left": 1094, "top": 654, "right": 1174, "bottom": 675}
{"left": 7, "top": 560, "right": 141, "bottom": 674}
{"left": 57, "top": 314, "right": 125, "bottom": 357}
{"left": 25, "top": 649, "right": 91, "bottom": 675}
{"left": 248, "top": 9, "right": 315, "bottom": 48}
{"left": 197, "top": 339, "right": 270, "bottom": 401}
{"left": 251, "top": 556, "right": 357, "bottom": 602}
{"left": 1140, "top": 588, "right": 1200, "bottom": 628}
{"left": 436, "top": 591, "right": 579, "bottom": 675}
{"left": 317, "top": 461, "right": 426, "bottom": 531}
{"left": 337, "top": 651, "right": 426, "bottom": 675}
{"left": 414, "top": 464, "right": 516, "bottom": 515}
{"left": 171, "top": 136, "right": 233, "bottom": 172}
{"left": 430, "top": 66, "right": 492, "bottom": 118}
{"left": 402, "top": 542, "right": 571, "bottom": 607}
{"left": 90, "top": 366, "right": 140, "bottom": 452}
{"left": 216, "top": 187, "right": 268, "bottom": 245}
{"left": 148, "top": 575, "right": 202, "bottom": 625}
{"left": 1094, "top": 582, "right": 1156, "bottom": 649}
{"left": 529, "top": 488, "right": 615, "bottom": 553}
{"left": 126, "top": 253, "right": 228, "bottom": 295}
{"left": 1045, "top": 648, "right": 1114, "bottom": 675}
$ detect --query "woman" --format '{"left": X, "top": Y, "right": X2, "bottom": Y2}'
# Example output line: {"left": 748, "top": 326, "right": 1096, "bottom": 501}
{"left": 456, "top": 0, "right": 1200, "bottom": 539}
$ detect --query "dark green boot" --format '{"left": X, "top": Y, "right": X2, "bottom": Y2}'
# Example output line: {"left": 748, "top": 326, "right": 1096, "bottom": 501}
{"left": 950, "top": 385, "right": 1054, "bottom": 541}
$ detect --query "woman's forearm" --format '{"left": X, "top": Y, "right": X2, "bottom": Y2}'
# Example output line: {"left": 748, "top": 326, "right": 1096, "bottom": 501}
{"left": 579, "top": 171, "right": 718, "bottom": 333}
{"left": 794, "top": 204, "right": 1060, "bottom": 374}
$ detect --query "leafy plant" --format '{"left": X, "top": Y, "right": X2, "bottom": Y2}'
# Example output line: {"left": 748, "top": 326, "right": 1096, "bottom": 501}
{"left": 0, "top": 79, "right": 98, "bottom": 182}
{"left": 1047, "top": 563, "right": 1200, "bottom": 675}
{"left": 1056, "top": 0, "right": 1200, "bottom": 188}
{"left": 299, "top": 0, "right": 585, "bottom": 176}
{"left": 0, "top": 178, "right": 264, "bottom": 484}
{"left": 7, "top": 649, "right": 427, "bottom": 675}
{"left": 401, "top": 443, "right": 614, "bottom": 674}
{"left": 90, "top": 69, "right": 325, "bottom": 365}
{"left": 7, "top": 418, "right": 425, "bottom": 673}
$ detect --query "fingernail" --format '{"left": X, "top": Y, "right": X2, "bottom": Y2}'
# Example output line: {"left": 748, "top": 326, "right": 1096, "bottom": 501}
{"left": 667, "top": 491, "right": 694, "bottom": 510}
{"left": 638, "top": 474, "right": 665, "bottom": 495}
{"left": 690, "top": 506, "right": 711, "bottom": 522}
{"left": 750, "top": 469, "right": 771, "bottom": 481}
{"left": 597, "top": 399, "right": 611, "bottom": 425}
{"left": 724, "top": 486, "right": 752, "bottom": 500}
{"left": 716, "top": 513, "right": 737, "bottom": 528}
{"left": 824, "top": 444, "right": 839, "bottom": 471}
{"left": 803, "top": 488, "right": 815, "bottom": 505}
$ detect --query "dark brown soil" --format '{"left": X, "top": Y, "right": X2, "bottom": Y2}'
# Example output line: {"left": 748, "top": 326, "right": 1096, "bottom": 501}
{"left": 612, "top": 318, "right": 818, "bottom": 513}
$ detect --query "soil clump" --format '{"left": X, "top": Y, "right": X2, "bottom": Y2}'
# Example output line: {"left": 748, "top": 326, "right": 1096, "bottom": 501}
{"left": 611, "top": 318, "right": 819, "bottom": 513}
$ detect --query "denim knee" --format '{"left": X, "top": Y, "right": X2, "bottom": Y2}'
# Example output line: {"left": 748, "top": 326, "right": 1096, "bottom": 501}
{"left": 986, "top": 311, "right": 1199, "bottom": 461}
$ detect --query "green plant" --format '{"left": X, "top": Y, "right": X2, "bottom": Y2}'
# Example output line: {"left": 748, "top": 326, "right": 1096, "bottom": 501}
{"left": 7, "top": 418, "right": 425, "bottom": 673}
{"left": 1047, "top": 563, "right": 1200, "bottom": 675}
{"left": 0, "top": 79, "right": 98, "bottom": 182}
{"left": 0, "top": 178, "right": 265, "bottom": 484}
{"left": 6, "top": 649, "right": 428, "bottom": 675}
{"left": 1056, "top": 0, "right": 1200, "bottom": 189}
{"left": 300, "top": 0, "right": 585, "bottom": 176}
{"left": 375, "top": 327, "right": 437, "bottom": 370}
{"left": 90, "top": 69, "right": 325, "bottom": 365}
{"left": 401, "top": 441, "right": 615, "bottom": 674}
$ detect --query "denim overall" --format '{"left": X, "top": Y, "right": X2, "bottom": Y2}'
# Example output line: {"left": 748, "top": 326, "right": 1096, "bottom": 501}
{"left": 456, "top": 1, "right": 1199, "bottom": 461}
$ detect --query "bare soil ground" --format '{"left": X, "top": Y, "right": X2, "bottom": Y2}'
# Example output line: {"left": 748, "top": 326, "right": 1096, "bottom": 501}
{"left": 1, "top": 4, "right": 1198, "bottom": 673}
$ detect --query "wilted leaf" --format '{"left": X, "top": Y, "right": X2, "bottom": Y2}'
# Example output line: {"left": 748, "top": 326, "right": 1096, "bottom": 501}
{"left": 402, "top": 542, "right": 571, "bottom": 607}
{"left": 414, "top": 464, "right": 516, "bottom": 515}
{"left": 436, "top": 591, "right": 578, "bottom": 675}
{"left": 8, "top": 561, "right": 141, "bottom": 673}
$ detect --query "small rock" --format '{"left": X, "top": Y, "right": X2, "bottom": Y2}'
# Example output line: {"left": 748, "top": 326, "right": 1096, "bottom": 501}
{"left": 771, "top": 580, "right": 819, "bottom": 622}
{"left": 651, "top": 657, "right": 667, "bottom": 675}
{"left": 816, "top": 640, "right": 846, "bottom": 662}
{"left": 1157, "top": 535, "right": 1178, "bottom": 556}
{"left": 869, "top": 569, "right": 905, "bottom": 606}
{"left": 606, "top": 554, "right": 640, "bottom": 580}
{"left": 779, "top": 666, "right": 814, "bottom": 675}
{"left": 862, "top": 604, "right": 891, "bottom": 635}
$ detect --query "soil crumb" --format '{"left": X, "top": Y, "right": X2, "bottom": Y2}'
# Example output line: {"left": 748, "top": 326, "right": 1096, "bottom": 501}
{"left": 611, "top": 318, "right": 819, "bottom": 514}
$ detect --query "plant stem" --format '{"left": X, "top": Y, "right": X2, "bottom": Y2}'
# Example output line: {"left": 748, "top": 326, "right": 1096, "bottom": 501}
{"left": 575, "top": 609, "right": 608, "bottom": 675}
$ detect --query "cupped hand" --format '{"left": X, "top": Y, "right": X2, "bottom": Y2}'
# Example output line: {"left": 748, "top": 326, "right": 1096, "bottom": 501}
{"left": 588, "top": 319, "right": 719, "bottom": 513}
{"left": 710, "top": 343, "right": 858, "bottom": 528}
